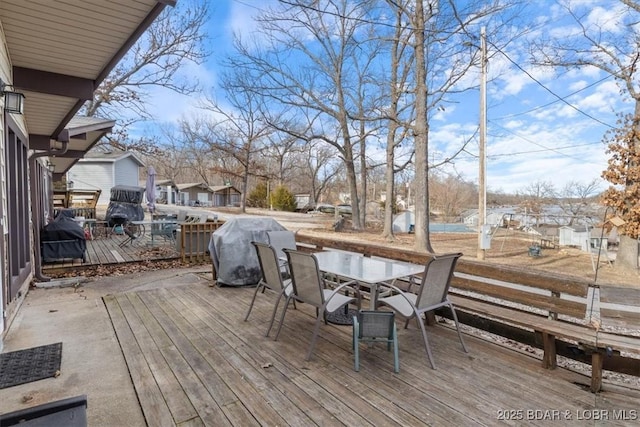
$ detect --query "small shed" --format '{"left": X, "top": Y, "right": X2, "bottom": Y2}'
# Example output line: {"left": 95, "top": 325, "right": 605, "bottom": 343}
{"left": 558, "top": 226, "right": 590, "bottom": 251}
{"left": 294, "top": 194, "right": 312, "bottom": 211}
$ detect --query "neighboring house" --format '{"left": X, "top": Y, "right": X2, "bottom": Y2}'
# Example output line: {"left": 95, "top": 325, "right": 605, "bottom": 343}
{"left": 155, "top": 179, "right": 179, "bottom": 205}
{"left": 138, "top": 178, "right": 180, "bottom": 206}
{"left": 69, "top": 150, "right": 144, "bottom": 206}
{"left": 177, "top": 183, "right": 215, "bottom": 206}
{"left": 0, "top": 1, "right": 174, "bottom": 347}
{"left": 211, "top": 185, "right": 241, "bottom": 207}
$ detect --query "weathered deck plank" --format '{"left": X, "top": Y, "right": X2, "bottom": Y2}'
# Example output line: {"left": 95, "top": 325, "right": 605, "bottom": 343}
{"left": 119, "top": 293, "right": 201, "bottom": 425}
{"left": 42, "top": 233, "right": 180, "bottom": 271}
{"left": 105, "top": 284, "right": 640, "bottom": 427}
{"left": 103, "top": 295, "right": 176, "bottom": 427}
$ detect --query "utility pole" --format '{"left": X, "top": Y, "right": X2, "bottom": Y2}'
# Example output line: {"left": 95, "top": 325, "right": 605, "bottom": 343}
{"left": 477, "top": 26, "right": 488, "bottom": 260}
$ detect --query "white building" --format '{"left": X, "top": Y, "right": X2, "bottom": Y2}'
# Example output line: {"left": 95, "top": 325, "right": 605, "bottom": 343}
{"left": 69, "top": 150, "right": 144, "bottom": 206}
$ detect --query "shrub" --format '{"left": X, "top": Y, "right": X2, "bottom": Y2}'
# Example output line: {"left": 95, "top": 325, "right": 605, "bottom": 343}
{"left": 247, "top": 182, "right": 268, "bottom": 208}
{"left": 270, "top": 186, "right": 297, "bottom": 211}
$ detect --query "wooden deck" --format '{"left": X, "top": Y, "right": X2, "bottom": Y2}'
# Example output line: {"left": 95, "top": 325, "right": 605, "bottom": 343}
{"left": 42, "top": 232, "right": 180, "bottom": 271}
{"left": 103, "top": 283, "right": 639, "bottom": 427}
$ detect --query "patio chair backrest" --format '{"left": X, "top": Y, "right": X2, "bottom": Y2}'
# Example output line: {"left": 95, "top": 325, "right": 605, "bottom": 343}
{"left": 252, "top": 242, "right": 286, "bottom": 292}
{"left": 267, "top": 230, "right": 297, "bottom": 259}
{"left": 357, "top": 310, "right": 395, "bottom": 340}
{"left": 415, "top": 252, "right": 462, "bottom": 311}
{"left": 283, "top": 249, "right": 324, "bottom": 308}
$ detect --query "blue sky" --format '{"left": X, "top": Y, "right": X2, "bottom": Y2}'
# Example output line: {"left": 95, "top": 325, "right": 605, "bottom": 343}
{"left": 141, "top": 0, "right": 629, "bottom": 196}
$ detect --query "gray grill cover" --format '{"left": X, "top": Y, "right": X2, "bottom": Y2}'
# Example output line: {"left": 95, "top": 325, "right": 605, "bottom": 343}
{"left": 105, "top": 185, "right": 145, "bottom": 224}
{"left": 209, "top": 217, "right": 286, "bottom": 286}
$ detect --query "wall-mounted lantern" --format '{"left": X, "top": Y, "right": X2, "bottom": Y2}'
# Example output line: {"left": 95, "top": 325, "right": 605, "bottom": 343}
{"left": 1, "top": 79, "right": 25, "bottom": 114}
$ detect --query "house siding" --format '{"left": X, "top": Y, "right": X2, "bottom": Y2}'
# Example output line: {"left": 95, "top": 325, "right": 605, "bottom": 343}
{"left": 71, "top": 162, "right": 113, "bottom": 206}
{"left": 1, "top": 22, "right": 33, "bottom": 340}
{"left": 114, "top": 157, "right": 140, "bottom": 188}
{"left": 0, "top": 21, "right": 7, "bottom": 339}
{"left": 72, "top": 154, "right": 142, "bottom": 206}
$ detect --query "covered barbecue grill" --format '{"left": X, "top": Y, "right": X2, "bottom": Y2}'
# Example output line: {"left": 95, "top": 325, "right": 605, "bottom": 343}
{"left": 105, "top": 185, "right": 145, "bottom": 226}
{"left": 208, "top": 217, "right": 287, "bottom": 286}
{"left": 41, "top": 209, "right": 86, "bottom": 262}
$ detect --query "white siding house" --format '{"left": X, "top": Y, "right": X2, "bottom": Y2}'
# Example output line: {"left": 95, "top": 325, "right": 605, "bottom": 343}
{"left": 68, "top": 151, "right": 144, "bottom": 205}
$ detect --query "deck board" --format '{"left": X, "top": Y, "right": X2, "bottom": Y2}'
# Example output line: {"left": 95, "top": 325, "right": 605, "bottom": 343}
{"left": 104, "top": 284, "right": 640, "bottom": 427}
{"left": 43, "top": 233, "right": 180, "bottom": 271}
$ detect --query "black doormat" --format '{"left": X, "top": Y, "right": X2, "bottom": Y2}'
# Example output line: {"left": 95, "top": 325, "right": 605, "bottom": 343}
{"left": 326, "top": 308, "right": 359, "bottom": 325}
{"left": 0, "top": 342, "right": 62, "bottom": 389}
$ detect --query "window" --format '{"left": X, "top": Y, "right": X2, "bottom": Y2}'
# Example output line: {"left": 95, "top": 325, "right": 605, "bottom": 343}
{"left": 5, "top": 117, "right": 31, "bottom": 299}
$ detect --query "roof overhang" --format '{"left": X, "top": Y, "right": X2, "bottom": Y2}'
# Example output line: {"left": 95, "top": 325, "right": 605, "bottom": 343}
{"left": 38, "top": 117, "right": 117, "bottom": 180}
{"left": 0, "top": 0, "right": 175, "bottom": 168}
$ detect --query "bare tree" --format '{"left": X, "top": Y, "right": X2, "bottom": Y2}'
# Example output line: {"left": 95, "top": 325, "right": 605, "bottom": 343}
{"left": 381, "top": 0, "right": 415, "bottom": 240}
{"left": 301, "top": 141, "right": 342, "bottom": 206}
{"left": 558, "top": 179, "right": 601, "bottom": 225}
{"left": 84, "top": 1, "right": 209, "bottom": 151}
{"left": 530, "top": 0, "right": 640, "bottom": 271}
{"left": 430, "top": 173, "right": 476, "bottom": 221}
{"left": 398, "top": 0, "right": 522, "bottom": 252}
{"left": 179, "top": 118, "right": 224, "bottom": 184}
{"left": 264, "top": 130, "right": 301, "bottom": 186}
{"left": 148, "top": 126, "right": 194, "bottom": 184}
{"left": 193, "top": 70, "right": 273, "bottom": 212}
{"left": 227, "top": 0, "right": 385, "bottom": 230}
{"left": 517, "top": 180, "right": 556, "bottom": 227}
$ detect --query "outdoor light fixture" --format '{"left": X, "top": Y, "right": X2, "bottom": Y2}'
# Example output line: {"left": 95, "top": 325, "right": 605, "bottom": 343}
{"left": 47, "top": 161, "right": 56, "bottom": 173}
{"left": 0, "top": 79, "right": 25, "bottom": 114}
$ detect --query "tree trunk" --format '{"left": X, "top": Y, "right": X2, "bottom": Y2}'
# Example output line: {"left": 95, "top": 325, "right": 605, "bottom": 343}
{"left": 615, "top": 234, "right": 639, "bottom": 272}
{"left": 382, "top": 138, "right": 396, "bottom": 240}
{"left": 412, "top": 0, "right": 433, "bottom": 253}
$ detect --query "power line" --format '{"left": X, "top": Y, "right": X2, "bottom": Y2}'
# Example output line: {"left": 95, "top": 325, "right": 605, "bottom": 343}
{"left": 438, "top": 141, "right": 601, "bottom": 162}
{"left": 488, "top": 41, "right": 616, "bottom": 129}
{"left": 489, "top": 120, "right": 605, "bottom": 165}
{"left": 494, "top": 73, "right": 615, "bottom": 120}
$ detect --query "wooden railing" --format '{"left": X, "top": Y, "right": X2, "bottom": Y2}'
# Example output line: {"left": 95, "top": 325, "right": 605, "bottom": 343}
{"left": 293, "top": 231, "right": 639, "bottom": 391}
{"left": 178, "top": 221, "right": 224, "bottom": 263}
{"left": 53, "top": 189, "right": 101, "bottom": 219}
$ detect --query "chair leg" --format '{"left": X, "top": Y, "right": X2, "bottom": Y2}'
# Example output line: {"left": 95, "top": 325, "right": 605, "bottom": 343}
{"left": 416, "top": 312, "right": 436, "bottom": 369}
{"left": 392, "top": 323, "right": 399, "bottom": 373}
{"left": 353, "top": 318, "right": 360, "bottom": 372}
{"left": 244, "top": 283, "right": 263, "bottom": 321}
{"left": 305, "top": 313, "right": 325, "bottom": 361}
{"left": 265, "top": 293, "right": 285, "bottom": 337}
{"left": 273, "top": 298, "right": 292, "bottom": 341}
{"left": 449, "top": 305, "right": 468, "bottom": 353}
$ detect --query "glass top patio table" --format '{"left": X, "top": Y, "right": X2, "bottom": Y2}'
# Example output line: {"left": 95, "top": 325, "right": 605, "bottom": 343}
{"left": 312, "top": 251, "right": 425, "bottom": 310}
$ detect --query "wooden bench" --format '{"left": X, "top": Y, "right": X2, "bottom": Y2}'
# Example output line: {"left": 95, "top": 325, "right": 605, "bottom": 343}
{"left": 592, "top": 285, "right": 640, "bottom": 392}
{"left": 445, "top": 261, "right": 597, "bottom": 379}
